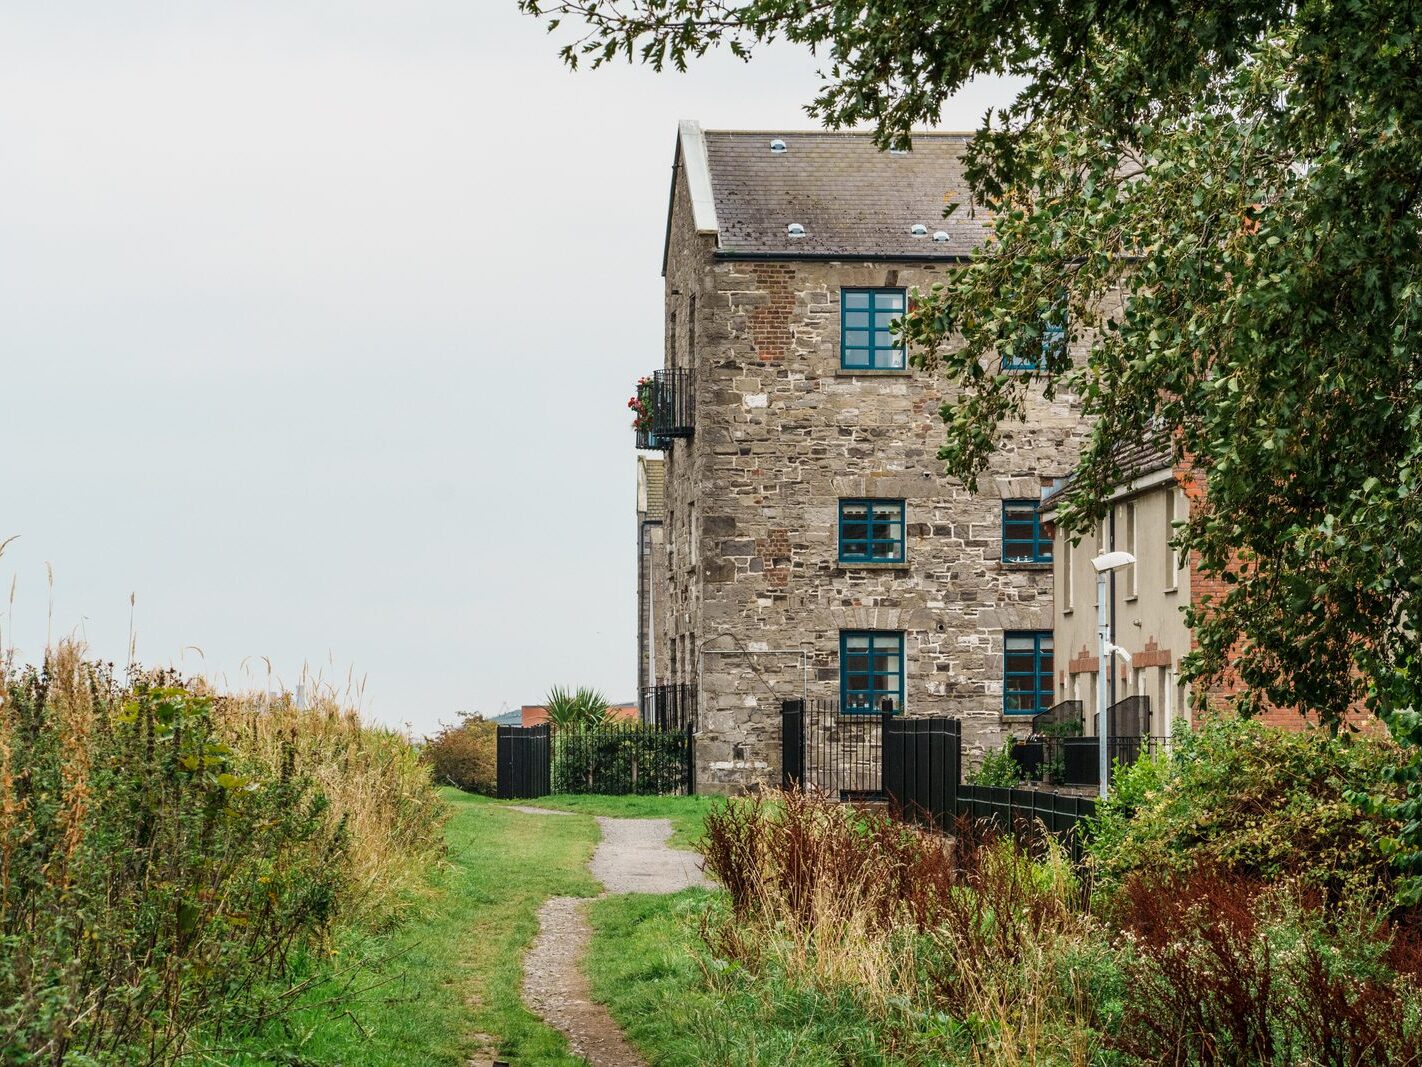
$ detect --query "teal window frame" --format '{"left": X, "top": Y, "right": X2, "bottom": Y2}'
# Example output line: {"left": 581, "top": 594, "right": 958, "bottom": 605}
{"left": 840, "top": 288, "right": 907, "bottom": 370}
{"left": 1004, "top": 631, "right": 1054, "bottom": 716}
{"left": 838, "top": 499, "right": 905, "bottom": 563}
{"left": 1001, "top": 499, "right": 1051, "bottom": 564}
{"left": 840, "top": 630, "right": 904, "bottom": 715}
{"left": 1003, "top": 301, "right": 1068, "bottom": 372}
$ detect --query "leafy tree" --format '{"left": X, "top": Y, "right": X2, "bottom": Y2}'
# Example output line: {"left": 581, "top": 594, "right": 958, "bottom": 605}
{"left": 522, "top": 0, "right": 1422, "bottom": 898}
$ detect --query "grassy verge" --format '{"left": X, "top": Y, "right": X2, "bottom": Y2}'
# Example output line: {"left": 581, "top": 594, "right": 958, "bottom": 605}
{"left": 223, "top": 790, "right": 600, "bottom": 1066}
{"left": 586, "top": 891, "right": 921, "bottom": 1067}
{"left": 504, "top": 793, "right": 722, "bottom": 849}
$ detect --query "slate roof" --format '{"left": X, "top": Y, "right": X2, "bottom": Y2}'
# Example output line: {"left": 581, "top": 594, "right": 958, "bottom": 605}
{"left": 1041, "top": 431, "right": 1174, "bottom": 512}
{"left": 700, "top": 129, "right": 988, "bottom": 259}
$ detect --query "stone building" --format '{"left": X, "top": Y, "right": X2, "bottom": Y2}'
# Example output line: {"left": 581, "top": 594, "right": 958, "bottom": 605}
{"left": 636, "top": 121, "right": 1090, "bottom": 793}
{"left": 635, "top": 456, "right": 670, "bottom": 701}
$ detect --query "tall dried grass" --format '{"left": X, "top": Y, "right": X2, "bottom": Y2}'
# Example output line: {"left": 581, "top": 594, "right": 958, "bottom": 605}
{"left": 214, "top": 690, "right": 446, "bottom": 918}
{"left": 0, "top": 643, "right": 445, "bottom": 1064}
{"left": 700, "top": 791, "right": 1101, "bottom": 1062}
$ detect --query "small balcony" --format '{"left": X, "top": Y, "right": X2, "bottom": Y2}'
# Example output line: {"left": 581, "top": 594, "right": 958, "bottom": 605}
{"left": 631, "top": 369, "right": 694, "bottom": 451}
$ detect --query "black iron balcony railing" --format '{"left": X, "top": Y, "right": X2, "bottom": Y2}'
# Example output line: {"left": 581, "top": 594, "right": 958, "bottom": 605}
{"left": 640, "top": 682, "right": 697, "bottom": 731}
{"left": 1033, "top": 698, "right": 1083, "bottom": 734}
{"left": 633, "top": 368, "right": 695, "bottom": 450}
{"left": 1093, "top": 694, "right": 1152, "bottom": 738}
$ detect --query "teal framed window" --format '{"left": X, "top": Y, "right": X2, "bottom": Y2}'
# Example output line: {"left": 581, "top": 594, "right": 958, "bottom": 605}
{"left": 838, "top": 499, "right": 905, "bottom": 563}
{"left": 840, "top": 288, "right": 906, "bottom": 370}
{"left": 841, "top": 631, "right": 904, "bottom": 714}
{"left": 1003, "top": 302, "right": 1067, "bottom": 371}
{"left": 1004, "top": 631, "right": 1053, "bottom": 716}
{"left": 1002, "top": 499, "right": 1051, "bottom": 564}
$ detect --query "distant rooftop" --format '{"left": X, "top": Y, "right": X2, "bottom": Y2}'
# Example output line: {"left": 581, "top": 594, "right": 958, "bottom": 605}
{"left": 670, "top": 122, "right": 991, "bottom": 265}
{"left": 637, "top": 456, "right": 665, "bottom": 521}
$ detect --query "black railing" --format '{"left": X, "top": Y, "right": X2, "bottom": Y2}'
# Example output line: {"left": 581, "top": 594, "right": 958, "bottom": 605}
{"left": 633, "top": 369, "right": 695, "bottom": 450}
{"left": 1033, "top": 698, "right": 1083, "bottom": 733}
{"left": 551, "top": 720, "right": 694, "bottom": 796}
{"left": 1094, "top": 694, "right": 1152, "bottom": 738}
{"left": 1013, "top": 734, "right": 1168, "bottom": 787}
{"left": 785, "top": 699, "right": 885, "bottom": 799}
{"left": 640, "top": 683, "right": 696, "bottom": 731}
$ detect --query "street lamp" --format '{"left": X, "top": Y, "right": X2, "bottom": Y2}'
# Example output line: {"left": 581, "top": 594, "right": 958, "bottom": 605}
{"left": 1091, "top": 550, "right": 1136, "bottom": 798}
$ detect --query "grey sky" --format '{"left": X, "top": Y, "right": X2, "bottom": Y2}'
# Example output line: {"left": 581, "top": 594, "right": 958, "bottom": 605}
{"left": 1, "top": 2, "right": 1020, "bottom": 735}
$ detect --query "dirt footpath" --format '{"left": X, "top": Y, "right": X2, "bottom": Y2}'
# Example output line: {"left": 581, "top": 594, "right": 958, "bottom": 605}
{"left": 520, "top": 812, "right": 711, "bottom": 1067}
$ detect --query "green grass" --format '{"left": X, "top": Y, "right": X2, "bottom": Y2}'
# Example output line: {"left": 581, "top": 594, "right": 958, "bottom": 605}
{"left": 585, "top": 891, "right": 930, "bottom": 1067}
{"left": 220, "top": 790, "right": 600, "bottom": 1067}
{"left": 505, "top": 793, "right": 723, "bottom": 850}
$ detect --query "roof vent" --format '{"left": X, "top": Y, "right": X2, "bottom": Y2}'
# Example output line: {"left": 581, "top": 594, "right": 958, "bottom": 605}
{"left": 787, "top": 222, "right": 806, "bottom": 238}
{"left": 932, "top": 230, "right": 950, "bottom": 242}
{"left": 910, "top": 223, "right": 929, "bottom": 237}
{"left": 770, "top": 139, "right": 787, "bottom": 153}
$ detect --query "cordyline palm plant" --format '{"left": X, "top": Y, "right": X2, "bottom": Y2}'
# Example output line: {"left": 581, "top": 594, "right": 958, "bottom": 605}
{"left": 544, "top": 686, "right": 609, "bottom": 729}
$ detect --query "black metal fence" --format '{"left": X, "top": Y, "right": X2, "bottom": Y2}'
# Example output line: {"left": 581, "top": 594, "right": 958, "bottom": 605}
{"left": 1012, "top": 735, "right": 1168, "bottom": 787}
{"left": 882, "top": 716, "right": 961, "bottom": 830}
{"left": 781, "top": 699, "right": 884, "bottom": 799}
{"left": 640, "top": 683, "right": 696, "bottom": 731}
{"left": 780, "top": 699, "right": 1098, "bottom": 860}
{"left": 955, "top": 785, "right": 1097, "bottom": 862}
{"left": 495, "top": 720, "right": 694, "bottom": 799}
{"left": 496, "top": 723, "right": 550, "bottom": 800}
{"left": 552, "top": 721, "right": 694, "bottom": 796}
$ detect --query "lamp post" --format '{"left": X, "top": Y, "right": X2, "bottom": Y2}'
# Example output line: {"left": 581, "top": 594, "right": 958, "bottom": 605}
{"left": 1091, "top": 550, "right": 1136, "bottom": 798}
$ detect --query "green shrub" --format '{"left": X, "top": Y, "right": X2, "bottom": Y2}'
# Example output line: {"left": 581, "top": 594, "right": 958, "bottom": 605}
{"left": 552, "top": 725, "right": 688, "bottom": 795}
{"left": 423, "top": 714, "right": 498, "bottom": 795}
{"left": 0, "top": 645, "right": 444, "bottom": 1065}
{"left": 1087, "top": 717, "right": 1409, "bottom": 902}
{"left": 968, "top": 740, "right": 1025, "bottom": 787}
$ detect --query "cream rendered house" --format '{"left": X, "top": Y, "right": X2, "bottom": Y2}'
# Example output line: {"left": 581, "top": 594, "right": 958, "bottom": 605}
{"left": 1043, "top": 439, "right": 1191, "bottom": 741}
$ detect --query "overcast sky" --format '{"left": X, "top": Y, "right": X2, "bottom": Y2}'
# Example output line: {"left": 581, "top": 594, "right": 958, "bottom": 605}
{"left": 0, "top": 2, "right": 1020, "bottom": 735}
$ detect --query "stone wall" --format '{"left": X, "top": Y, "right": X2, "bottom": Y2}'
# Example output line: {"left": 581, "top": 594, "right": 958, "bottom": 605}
{"left": 660, "top": 164, "right": 1090, "bottom": 793}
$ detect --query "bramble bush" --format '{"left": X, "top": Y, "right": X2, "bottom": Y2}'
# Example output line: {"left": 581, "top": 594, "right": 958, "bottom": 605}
{"left": 1088, "top": 717, "right": 1409, "bottom": 903}
{"left": 422, "top": 713, "right": 498, "bottom": 795}
{"left": 0, "top": 644, "right": 443, "bottom": 1065}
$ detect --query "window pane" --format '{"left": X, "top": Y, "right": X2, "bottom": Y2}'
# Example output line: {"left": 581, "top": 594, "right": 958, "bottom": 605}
{"left": 843, "top": 291, "right": 870, "bottom": 309}
{"left": 873, "top": 330, "right": 896, "bottom": 348}
{"left": 1006, "top": 652, "right": 1037, "bottom": 674}
{"left": 842, "top": 348, "right": 870, "bottom": 368}
{"left": 875, "top": 502, "right": 903, "bottom": 522}
{"left": 872, "top": 348, "right": 906, "bottom": 369}
{"left": 845, "top": 331, "right": 869, "bottom": 347}
{"left": 874, "top": 311, "right": 898, "bottom": 329}
{"left": 844, "top": 311, "right": 870, "bottom": 328}
{"left": 1039, "top": 635, "right": 1054, "bottom": 651}
{"left": 845, "top": 635, "right": 870, "bottom": 652}
{"left": 1005, "top": 635, "right": 1036, "bottom": 652}
{"left": 873, "top": 653, "right": 900, "bottom": 673}
{"left": 842, "top": 522, "right": 869, "bottom": 541}
{"left": 841, "top": 501, "right": 868, "bottom": 519}
{"left": 872, "top": 541, "right": 899, "bottom": 559}
{"left": 847, "top": 674, "right": 870, "bottom": 691}
{"left": 877, "top": 291, "right": 905, "bottom": 310}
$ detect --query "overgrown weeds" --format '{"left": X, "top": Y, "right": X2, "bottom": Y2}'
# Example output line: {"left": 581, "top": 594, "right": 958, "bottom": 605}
{"left": 692, "top": 784, "right": 1422, "bottom": 1064}
{"left": 0, "top": 643, "right": 444, "bottom": 1065}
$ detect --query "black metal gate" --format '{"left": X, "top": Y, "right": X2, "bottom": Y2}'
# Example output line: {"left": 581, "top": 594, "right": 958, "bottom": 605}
{"left": 495, "top": 721, "right": 695, "bottom": 799}
{"left": 496, "top": 723, "right": 551, "bottom": 800}
{"left": 882, "top": 716, "right": 960, "bottom": 828}
{"left": 781, "top": 699, "right": 958, "bottom": 806}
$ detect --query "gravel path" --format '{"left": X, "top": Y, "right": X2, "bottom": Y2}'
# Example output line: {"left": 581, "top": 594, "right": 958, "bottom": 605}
{"left": 520, "top": 812, "right": 710, "bottom": 1067}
